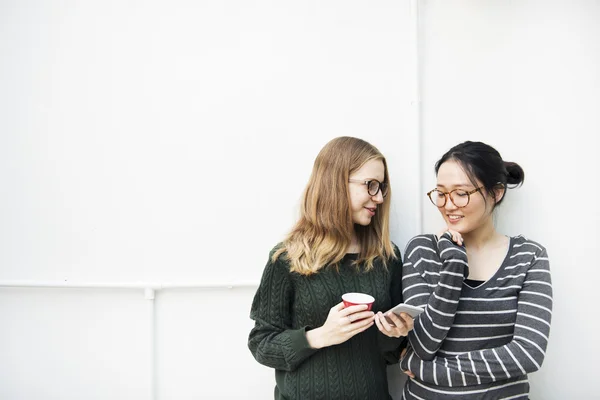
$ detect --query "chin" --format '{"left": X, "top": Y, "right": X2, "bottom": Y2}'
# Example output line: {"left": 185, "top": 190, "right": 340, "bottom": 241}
{"left": 355, "top": 218, "right": 373, "bottom": 227}
{"left": 447, "top": 224, "right": 472, "bottom": 236}
{"left": 445, "top": 221, "right": 466, "bottom": 232}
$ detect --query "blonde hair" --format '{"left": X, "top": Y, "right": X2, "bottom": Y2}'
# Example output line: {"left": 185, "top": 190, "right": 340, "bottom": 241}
{"left": 273, "top": 136, "right": 396, "bottom": 275}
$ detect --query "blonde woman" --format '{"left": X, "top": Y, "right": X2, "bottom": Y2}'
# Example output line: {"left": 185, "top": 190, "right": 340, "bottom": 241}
{"left": 248, "top": 137, "right": 413, "bottom": 400}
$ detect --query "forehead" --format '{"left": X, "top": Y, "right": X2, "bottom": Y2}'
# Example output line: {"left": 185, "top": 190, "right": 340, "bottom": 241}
{"left": 436, "top": 160, "right": 477, "bottom": 187}
{"left": 351, "top": 158, "right": 385, "bottom": 179}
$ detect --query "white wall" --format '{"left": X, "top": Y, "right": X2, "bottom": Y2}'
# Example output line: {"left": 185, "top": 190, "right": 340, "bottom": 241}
{"left": 419, "top": 2, "right": 600, "bottom": 399}
{"left": 0, "top": 1, "right": 598, "bottom": 399}
{"left": 0, "top": 1, "right": 414, "bottom": 399}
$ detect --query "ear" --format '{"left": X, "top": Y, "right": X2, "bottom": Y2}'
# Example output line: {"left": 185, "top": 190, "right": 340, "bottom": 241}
{"left": 493, "top": 184, "right": 506, "bottom": 204}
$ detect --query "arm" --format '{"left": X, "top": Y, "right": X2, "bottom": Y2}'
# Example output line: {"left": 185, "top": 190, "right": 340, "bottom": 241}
{"left": 248, "top": 255, "right": 318, "bottom": 372}
{"left": 401, "top": 248, "right": 553, "bottom": 386}
{"left": 379, "top": 247, "right": 409, "bottom": 364}
{"left": 402, "top": 233, "right": 469, "bottom": 361}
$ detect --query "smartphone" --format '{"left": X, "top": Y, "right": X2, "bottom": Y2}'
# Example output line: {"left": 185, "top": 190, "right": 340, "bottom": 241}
{"left": 384, "top": 303, "right": 425, "bottom": 324}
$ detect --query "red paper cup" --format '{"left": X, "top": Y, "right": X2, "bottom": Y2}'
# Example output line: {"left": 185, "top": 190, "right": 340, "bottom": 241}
{"left": 342, "top": 293, "right": 375, "bottom": 310}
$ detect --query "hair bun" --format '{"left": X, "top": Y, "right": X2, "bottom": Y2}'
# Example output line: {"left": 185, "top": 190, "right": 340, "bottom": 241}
{"left": 504, "top": 161, "right": 525, "bottom": 187}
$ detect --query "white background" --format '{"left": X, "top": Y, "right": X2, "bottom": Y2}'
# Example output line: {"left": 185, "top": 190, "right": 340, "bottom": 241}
{"left": 1, "top": 1, "right": 598, "bottom": 399}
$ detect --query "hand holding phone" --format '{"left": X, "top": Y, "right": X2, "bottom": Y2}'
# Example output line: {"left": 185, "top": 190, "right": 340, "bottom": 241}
{"left": 384, "top": 303, "right": 424, "bottom": 324}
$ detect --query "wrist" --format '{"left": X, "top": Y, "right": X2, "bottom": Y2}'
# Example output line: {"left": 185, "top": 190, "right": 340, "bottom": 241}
{"left": 306, "top": 327, "right": 326, "bottom": 349}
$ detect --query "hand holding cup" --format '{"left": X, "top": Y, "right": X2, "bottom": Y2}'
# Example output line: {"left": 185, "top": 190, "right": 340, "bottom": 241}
{"left": 306, "top": 293, "right": 375, "bottom": 349}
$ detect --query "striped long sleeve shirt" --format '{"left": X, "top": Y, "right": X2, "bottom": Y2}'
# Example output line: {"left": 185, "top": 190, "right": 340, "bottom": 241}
{"left": 399, "top": 233, "right": 553, "bottom": 399}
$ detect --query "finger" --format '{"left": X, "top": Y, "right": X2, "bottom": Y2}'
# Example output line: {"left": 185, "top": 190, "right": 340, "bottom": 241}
{"left": 344, "top": 311, "right": 374, "bottom": 326}
{"left": 347, "top": 320, "right": 374, "bottom": 337}
{"left": 343, "top": 314, "right": 352, "bottom": 325}
{"left": 391, "top": 313, "right": 414, "bottom": 336}
{"left": 348, "top": 310, "right": 375, "bottom": 321}
{"left": 385, "top": 312, "right": 406, "bottom": 330}
{"left": 374, "top": 314, "right": 393, "bottom": 334}
{"left": 374, "top": 314, "right": 385, "bottom": 332}
{"left": 357, "top": 320, "right": 374, "bottom": 333}
{"left": 398, "top": 312, "right": 415, "bottom": 331}
{"left": 347, "top": 315, "right": 375, "bottom": 333}
{"left": 377, "top": 312, "right": 395, "bottom": 332}
{"left": 339, "top": 304, "right": 369, "bottom": 317}
{"left": 448, "top": 230, "right": 463, "bottom": 245}
{"left": 375, "top": 314, "right": 398, "bottom": 337}
{"left": 405, "top": 370, "right": 415, "bottom": 378}
{"left": 333, "top": 302, "right": 345, "bottom": 311}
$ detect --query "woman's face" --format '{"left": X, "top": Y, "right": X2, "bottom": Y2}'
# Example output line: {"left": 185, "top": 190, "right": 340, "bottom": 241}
{"left": 435, "top": 160, "right": 495, "bottom": 234}
{"left": 348, "top": 159, "right": 385, "bottom": 226}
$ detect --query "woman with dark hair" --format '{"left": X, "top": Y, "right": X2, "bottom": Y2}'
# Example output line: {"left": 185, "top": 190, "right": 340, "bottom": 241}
{"left": 396, "top": 141, "right": 553, "bottom": 399}
{"left": 248, "top": 136, "right": 413, "bottom": 400}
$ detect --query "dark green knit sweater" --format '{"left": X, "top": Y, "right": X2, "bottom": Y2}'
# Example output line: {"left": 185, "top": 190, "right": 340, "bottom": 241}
{"left": 248, "top": 245, "right": 405, "bottom": 400}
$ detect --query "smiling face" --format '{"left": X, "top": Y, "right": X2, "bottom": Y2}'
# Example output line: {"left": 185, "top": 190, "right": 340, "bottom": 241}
{"left": 348, "top": 159, "right": 386, "bottom": 226}
{"left": 435, "top": 159, "right": 496, "bottom": 234}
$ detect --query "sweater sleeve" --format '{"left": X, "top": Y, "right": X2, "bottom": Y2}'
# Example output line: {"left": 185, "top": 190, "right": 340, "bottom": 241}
{"left": 248, "top": 254, "right": 318, "bottom": 372}
{"left": 402, "top": 233, "right": 469, "bottom": 361}
{"left": 401, "top": 247, "right": 553, "bottom": 386}
{"left": 379, "top": 246, "right": 408, "bottom": 364}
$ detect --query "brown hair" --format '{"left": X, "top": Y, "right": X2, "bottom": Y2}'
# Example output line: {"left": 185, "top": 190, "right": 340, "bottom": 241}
{"left": 273, "top": 136, "right": 395, "bottom": 275}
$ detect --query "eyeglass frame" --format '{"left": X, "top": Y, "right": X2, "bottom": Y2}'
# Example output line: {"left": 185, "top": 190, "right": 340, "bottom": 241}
{"left": 426, "top": 186, "right": 483, "bottom": 208}
{"left": 348, "top": 179, "right": 389, "bottom": 198}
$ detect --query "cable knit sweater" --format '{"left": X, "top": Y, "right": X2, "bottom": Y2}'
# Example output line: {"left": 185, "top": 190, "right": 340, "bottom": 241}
{"left": 248, "top": 245, "right": 405, "bottom": 400}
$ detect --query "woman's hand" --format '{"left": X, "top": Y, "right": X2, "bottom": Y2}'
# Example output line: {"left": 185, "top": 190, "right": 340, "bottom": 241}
{"left": 374, "top": 311, "right": 414, "bottom": 338}
{"left": 437, "top": 228, "right": 464, "bottom": 246}
{"left": 400, "top": 347, "right": 415, "bottom": 378}
{"left": 306, "top": 302, "right": 374, "bottom": 349}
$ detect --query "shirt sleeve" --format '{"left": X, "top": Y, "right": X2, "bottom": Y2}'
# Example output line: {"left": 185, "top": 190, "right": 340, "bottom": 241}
{"left": 401, "top": 247, "right": 553, "bottom": 386}
{"left": 248, "top": 253, "right": 318, "bottom": 372}
{"left": 402, "top": 233, "right": 469, "bottom": 361}
{"left": 379, "top": 246, "right": 409, "bottom": 364}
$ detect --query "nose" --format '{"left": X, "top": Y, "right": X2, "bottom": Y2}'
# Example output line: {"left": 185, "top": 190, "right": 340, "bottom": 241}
{"left": 372, "top": 190, "right": 384, "bottom": 204}
{"left": 444, "top": 194, "right": 457, "bottom": 210}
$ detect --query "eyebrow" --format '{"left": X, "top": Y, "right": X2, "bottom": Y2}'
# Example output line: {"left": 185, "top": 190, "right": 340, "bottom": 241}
{"left": 436, "top": 183, "right": 474, "bottom": 189}
{"left": 353, "top": 177, "right": 385, "bottom": 182}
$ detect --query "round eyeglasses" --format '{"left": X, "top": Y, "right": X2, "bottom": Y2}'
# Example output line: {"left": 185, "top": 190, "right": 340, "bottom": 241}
{"left": 427, "top": 187, "right": 483, "bottom": 208}
{"left": 348, "top": 179, "right": 389, "bottom": 198}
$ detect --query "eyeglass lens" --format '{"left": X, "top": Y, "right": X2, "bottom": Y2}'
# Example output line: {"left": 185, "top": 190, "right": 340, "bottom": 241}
{"left": 430, "top": 189, "right": 470, "bottom": 207}
{"left": 368, "top": 181, "right": 388, "bottom": 197}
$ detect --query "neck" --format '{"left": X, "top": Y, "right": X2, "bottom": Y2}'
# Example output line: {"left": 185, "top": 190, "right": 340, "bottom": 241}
{"left": 348, "top": 232, "right": 360, "bottom": 253}
{"left": 462, "top": 218, "right": 499, "bottom": 251}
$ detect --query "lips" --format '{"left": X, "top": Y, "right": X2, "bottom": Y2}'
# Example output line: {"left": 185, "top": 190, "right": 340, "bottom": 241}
{"left": 365, "top": 207, "right": 376, "bottom": 217}
{"left": 447, "top": 214, "right": 463, "bottom": 224}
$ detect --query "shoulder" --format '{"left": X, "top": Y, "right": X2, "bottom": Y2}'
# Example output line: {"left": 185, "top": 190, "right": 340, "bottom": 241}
{"left": 260, "top": 243, "right": 293, "bottom": 280}
{"left": 268, "top": 242, "right": 293, "bottom": 266}
{"left": 390, "top": 241, "right": 402, "bottom": 258}
{"left": 251, "top": 245, "right": 296, "bottom": 319}
{"left": 268, "top": 242, "right": 286, "bottom": 258}
{"left": 510, "top": 235, "right": 548, "bottom": 256}
{"left": 387, "top": 241, "right": 404, "bottom": 270}
{"left": 403, "top": 234, "right": 438, "bottom": 259}
{"left": 509, "top": 235, "right": 551, "bottom": 274}
{"left": 508, "top": 236, "right": 552, "bottom": 290}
